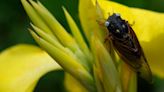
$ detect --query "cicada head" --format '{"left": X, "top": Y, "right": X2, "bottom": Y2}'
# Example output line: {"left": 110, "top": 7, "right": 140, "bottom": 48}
{"left": 105, "top": 13, "right": 129, "bottom": 40}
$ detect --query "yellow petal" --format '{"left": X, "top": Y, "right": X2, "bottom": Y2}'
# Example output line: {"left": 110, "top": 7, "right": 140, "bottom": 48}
{"left": 120, "top": 63, "right": 137, "bottom": 92}
{"left": 0, "top": 44, "right": 61, "bottom": 92}
{"left": 79, "top": 0, "right": 105, "bottom": 42}
{"left": 96, "top": 0, "right": 134, "bottom": 24}
{"left": 97, "top": 0, "right": 164, "bottom": 78}
{"left": 130, "top": 8, "right": 164, "bottom": 78}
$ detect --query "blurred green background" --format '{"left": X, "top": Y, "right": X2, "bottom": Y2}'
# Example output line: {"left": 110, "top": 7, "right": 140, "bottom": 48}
{"left": 0, "top": 0, "right": 164, "bottom": 92}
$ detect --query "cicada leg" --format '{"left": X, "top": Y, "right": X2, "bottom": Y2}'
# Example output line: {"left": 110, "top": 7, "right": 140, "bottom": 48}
{"left": 104, "top": 34, "right": 113, "bottom": 54}
{"left": 104, "top": 34, "right": 119, "bottom": 67}
{"left": 126, "top": 21, "right": 135, "bottom": 26}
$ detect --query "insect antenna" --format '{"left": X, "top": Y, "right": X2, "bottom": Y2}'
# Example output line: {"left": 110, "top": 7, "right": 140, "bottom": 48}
{"left": 95, "top": 0, "right": 107, "bottom": 32}
{"left": 95, "top": 0, "right": 103, "bottom": 19}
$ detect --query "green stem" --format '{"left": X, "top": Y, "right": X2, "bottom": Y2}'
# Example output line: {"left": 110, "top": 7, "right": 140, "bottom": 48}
{"left": 128, "top": 72, "right": 137, "bottom": 92}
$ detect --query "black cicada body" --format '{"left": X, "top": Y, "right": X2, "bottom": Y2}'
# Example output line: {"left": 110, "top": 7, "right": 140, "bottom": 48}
{"left": 105, "top": 13, "right": 152, "bottom": 82}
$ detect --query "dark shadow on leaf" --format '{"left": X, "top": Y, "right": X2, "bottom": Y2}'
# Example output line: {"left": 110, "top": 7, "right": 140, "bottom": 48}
{"left": 34, "top": 70, "right": 66, "bottom": 92}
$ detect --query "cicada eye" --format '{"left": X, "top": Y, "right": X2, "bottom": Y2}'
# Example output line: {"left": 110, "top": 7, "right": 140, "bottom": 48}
{"left": 105, "top": 21, "right": 110, "bottom": 27}
{"left": 115, "top": 13, "right": 120, "bottom": 17}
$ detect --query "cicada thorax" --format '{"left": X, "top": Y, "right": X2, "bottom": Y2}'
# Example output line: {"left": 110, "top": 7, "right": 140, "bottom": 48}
{"left": 105, "top": 13, "right": 152, "bottom": 82}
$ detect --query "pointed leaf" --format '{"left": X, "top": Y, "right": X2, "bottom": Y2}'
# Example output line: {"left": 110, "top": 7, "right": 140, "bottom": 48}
{"left": 21, "top": 0, "right": 55, "bottom": 38}
{"left": 91, "top": 36, "right": 122, "bottom": 92}
{"left": 30, "top": 31, "right": 95, "bottom": 91}
{"left": 64, "top": 73, "right": 88, "bottom": 92}
{"left": 63, "top": 7, "right": 90, "bottom": 58}
{"left": 29, "top": 0, "right": 78, "bottom": 52}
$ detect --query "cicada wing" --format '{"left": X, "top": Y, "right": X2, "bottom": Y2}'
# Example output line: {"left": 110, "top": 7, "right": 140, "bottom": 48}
{"left": 128, "top": 24, "right": 153, "bottom": 82}
{"left": 113, "top": 40, "right": 152, "bottom": 82}
{"left": 112, "top": 40, "right": 142, "bottom": 70}
{"left": 111, "top": 23, "right": 152, "bottom": 82}
{"left": 138, "top": 55, "right": 153, "bottom": 83}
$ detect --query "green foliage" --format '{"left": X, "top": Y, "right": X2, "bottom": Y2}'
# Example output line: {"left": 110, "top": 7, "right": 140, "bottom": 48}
{"left": 0, "top": 0, "right": 164, "bottom": 92}
{"left": 34, "top": 70, "right": 66, "bottom": 92}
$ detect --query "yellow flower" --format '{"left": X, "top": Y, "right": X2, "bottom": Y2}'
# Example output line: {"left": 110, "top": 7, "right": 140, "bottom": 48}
{"left": 0, "top": 44, "right": 61, "bottom": 92}
{"left": 96, "top": 0, "right": 164, "bottom": 78}
{"left": 0, "top": 0, "right": 164, "bottom": 92}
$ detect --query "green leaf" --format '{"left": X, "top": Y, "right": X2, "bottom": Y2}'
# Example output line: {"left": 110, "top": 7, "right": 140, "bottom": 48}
{"left": 64, "top": 73, "right": 88, "bottom": 92}
{"left": 30, "top": 31, "right": 95, "bottom": 91}
{"left": 91, "top": 36, "right": 122, "bottom": 92}
{"left": 21, "top": 0, "right": 55, "bottom": 37}
{"left": 29, "top": 0, "right": 78, "bottom": 52}
{"left": 63, "top": 7, "right": 91, "bottom": 59}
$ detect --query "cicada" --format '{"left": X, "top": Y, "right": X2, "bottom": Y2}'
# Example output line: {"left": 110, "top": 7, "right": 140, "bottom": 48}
{"left": 104, "top": 13, "right": 152, "bottom": 82}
